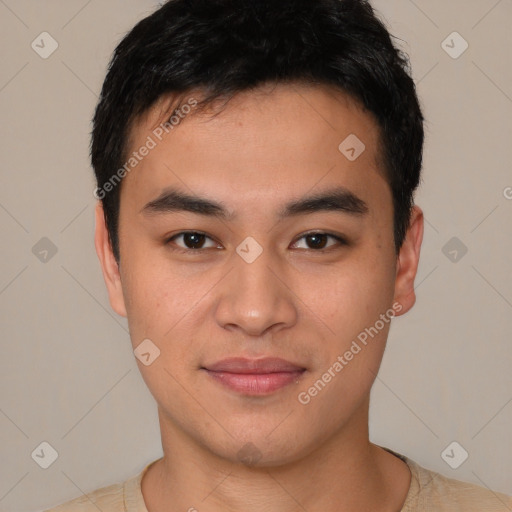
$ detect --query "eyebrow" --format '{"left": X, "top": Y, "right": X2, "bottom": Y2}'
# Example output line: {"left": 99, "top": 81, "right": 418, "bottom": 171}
{"left": 140, "top": 186, "right": 369, "bottom": 220}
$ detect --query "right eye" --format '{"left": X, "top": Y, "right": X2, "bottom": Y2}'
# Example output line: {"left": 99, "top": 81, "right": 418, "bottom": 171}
{"left": 165, "top": 231, "right": 221, "bottom": 253}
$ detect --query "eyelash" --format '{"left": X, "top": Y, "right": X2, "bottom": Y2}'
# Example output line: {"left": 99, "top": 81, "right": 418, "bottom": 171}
{"left": 164, "top": 231, "right": 348, "bottom": 254}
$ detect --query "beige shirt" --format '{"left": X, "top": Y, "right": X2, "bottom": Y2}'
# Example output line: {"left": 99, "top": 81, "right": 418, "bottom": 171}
{"left": 44, "top": 449, "right": 512, "bottom": 511}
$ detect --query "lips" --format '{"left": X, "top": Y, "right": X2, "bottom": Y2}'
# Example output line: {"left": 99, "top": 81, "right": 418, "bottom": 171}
{"left": 202, "top": 357, "right": 306, "bottom": 395}
{"left": 203, "top": 357, "right": 306, "bottom": 374}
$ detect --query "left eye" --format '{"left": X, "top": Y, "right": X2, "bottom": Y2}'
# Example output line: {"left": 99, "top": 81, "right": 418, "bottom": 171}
{"left": 291, "top": 232, "right": 346, "bottom": 250}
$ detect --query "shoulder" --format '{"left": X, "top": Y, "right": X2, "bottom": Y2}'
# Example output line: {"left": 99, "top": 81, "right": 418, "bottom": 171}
{"left": 43, "top": 458, "right": 159, "bottom": 512}
{"left": 43, "top": 481, "right": 125, "bottom": 512}
{"left": 403, "top": 455, "right": 512, "bottom": 511}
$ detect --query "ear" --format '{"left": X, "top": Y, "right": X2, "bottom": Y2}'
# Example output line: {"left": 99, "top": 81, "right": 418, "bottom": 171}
{"left": 393, "top": 205, "right": 424, "bottom": 316}
{"left": 94, "top": 201, "right": 127, "bottom": 317}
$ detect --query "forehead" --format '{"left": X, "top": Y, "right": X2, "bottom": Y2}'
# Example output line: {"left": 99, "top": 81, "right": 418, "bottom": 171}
{"left": 132, "top": 82, "right": 381, "bottom": 151}
{"left": 121, "top": 83, "right": 389, "bottom": 219}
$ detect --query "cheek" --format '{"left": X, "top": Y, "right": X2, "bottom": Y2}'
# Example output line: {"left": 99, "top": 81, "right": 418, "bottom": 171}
{"left": 119, "top": 252, "right": 219, "bottom": 374}
{"left": 119, "top": 249, "right": 172, "bottom": 341}
{"left": 304, "top": 254, "right": 395, "bottom": 336}
{"left": 122, "top": 270, "right": 188, "bottom": 340}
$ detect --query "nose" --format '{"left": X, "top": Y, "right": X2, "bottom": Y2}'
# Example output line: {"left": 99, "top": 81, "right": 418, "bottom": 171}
{"left": 213, "top": 246, "right": 298, "bottom": 337}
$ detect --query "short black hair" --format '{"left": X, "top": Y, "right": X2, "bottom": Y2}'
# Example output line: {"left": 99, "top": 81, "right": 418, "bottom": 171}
{"left": 91, "top": 0, "right": 424, "bottom": 264}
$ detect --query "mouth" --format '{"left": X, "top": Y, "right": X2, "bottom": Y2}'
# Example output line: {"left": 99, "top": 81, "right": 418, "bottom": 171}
{"left": 201, "top": 357, "right": 307, "bottom": 395}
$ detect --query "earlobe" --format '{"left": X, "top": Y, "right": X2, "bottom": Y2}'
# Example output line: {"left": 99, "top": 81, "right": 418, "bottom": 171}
{"left": 94, "top": 201, "right": 127, "bottom": 318}
{"left": 393, "top": 205, "right": 424, "bottom": 316}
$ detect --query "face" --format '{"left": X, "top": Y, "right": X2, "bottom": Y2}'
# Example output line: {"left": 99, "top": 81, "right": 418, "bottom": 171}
{"left": 95, "top": 83, "right": 423, "bottom": 466}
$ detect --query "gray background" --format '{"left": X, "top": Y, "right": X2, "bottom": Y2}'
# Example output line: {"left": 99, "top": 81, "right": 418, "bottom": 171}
{"left": 0, "top": 0, "right": 511, "bottom": 510}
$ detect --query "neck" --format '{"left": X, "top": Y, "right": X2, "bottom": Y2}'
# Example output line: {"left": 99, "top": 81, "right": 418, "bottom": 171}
{"left": 142, "top": 400, "right": 411, "bottom": 512}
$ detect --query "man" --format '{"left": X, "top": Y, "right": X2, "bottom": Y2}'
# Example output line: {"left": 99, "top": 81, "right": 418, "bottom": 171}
{"left": 46, "top": 0, "right": 512, "bottom": 510}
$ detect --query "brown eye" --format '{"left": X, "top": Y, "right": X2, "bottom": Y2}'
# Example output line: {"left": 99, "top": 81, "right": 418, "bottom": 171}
{"left": 292, "top": 232, "right": 347, "bottom": 251}
{"left": 166, "top": 231, "right": 218, "bottom": 251}
{"left": 180, "top": 232, "right": 206, "bottom": 249}
{"left": 305, "top": 233, "right": 329, "bottom": 249}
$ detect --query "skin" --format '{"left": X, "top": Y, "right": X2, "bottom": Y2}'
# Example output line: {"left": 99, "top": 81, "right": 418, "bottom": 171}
{"left": 95, "top": 82, "right": 423, "bottom": 512}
